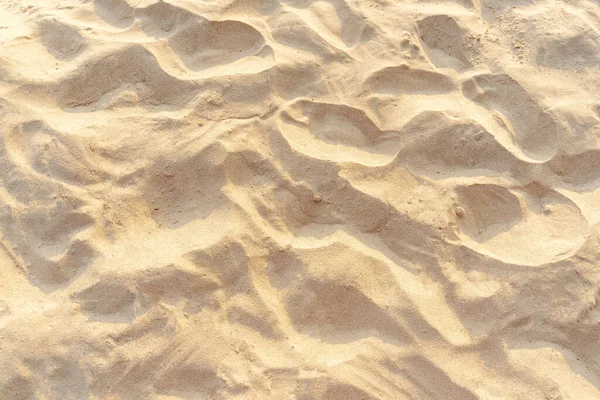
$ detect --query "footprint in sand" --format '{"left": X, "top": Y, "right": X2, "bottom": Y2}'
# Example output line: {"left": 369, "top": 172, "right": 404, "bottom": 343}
{"left": 548, "top": 149, "right": 600, "bottom": 190}
{"left": 453, "top": 183, "right": 589, "bottom": 266}
{"left": 462, "top": 73, "right": 561, "bottom": 161}
{"left": 278, "top": 99, "right": 402, "bottom": 165}
{"left": 416, "top": 15, "right": 474, "bottom": 70}
{"left": 396, "top": 111, "right": 520, "bottom": 178}
{"left": 365, "top": 65, "right": 457, "bottom": 95}
{"left": 169, "top": 19, "right": 271, "bottom": 72}
{"left": 57, "top": 45, "right": 198, "bottom": 109}
{"left": 37, "top": 18, "right": 87, "bottom": 60}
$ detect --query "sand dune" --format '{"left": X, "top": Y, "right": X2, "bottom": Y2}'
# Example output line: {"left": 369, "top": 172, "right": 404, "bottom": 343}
{"left": 1, "top": 0, "right": 600, "bottom": 398}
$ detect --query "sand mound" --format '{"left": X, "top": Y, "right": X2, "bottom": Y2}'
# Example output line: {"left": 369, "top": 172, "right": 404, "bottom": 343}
{"left": 1, "top": 0, "right": 600, "bottom": 399}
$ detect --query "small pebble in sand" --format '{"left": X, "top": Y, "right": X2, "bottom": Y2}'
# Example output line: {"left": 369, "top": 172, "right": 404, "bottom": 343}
{"left": 454, "top": 207, "right": 465, "bottom": 217}
{"left": 313, "top": 194, "right": 323, "bottom": 203}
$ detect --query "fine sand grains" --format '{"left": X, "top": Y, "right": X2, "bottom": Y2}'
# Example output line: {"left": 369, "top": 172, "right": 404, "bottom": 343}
{"left": 1, "top": 0, "right": 600, "bottom": 399}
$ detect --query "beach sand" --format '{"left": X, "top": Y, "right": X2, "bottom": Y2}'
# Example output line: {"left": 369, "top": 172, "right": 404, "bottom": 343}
{"left": 1, "top": 0, "right": 600, "bottom": 398}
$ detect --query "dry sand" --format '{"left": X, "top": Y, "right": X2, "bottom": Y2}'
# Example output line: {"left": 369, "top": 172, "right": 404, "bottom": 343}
{"left": 1, "top": 0, "right": 600, "bottom": 398}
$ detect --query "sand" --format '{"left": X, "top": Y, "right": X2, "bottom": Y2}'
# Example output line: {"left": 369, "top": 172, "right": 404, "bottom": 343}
{"left": 1, "top": 0, "right": 600, "bottom": 398}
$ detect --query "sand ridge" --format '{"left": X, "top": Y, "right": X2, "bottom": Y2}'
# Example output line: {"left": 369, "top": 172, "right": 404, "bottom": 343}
{"left": 1, "top": 0, "right": 600, "bottom": 398}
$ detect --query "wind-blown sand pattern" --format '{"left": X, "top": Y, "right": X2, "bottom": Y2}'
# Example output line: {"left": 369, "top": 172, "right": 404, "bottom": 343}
{"left": 1, "top": 0, "right": 600, "bottom": 398}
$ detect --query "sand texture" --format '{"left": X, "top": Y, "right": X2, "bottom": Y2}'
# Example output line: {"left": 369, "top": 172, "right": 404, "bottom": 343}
{"left": 1, "top": 0, "right": 600, "bottom": 398}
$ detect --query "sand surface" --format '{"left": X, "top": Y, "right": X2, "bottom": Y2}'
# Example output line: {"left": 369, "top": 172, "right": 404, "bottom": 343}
{"left": 1, "top": 0, "right": 600, "bottom": 398}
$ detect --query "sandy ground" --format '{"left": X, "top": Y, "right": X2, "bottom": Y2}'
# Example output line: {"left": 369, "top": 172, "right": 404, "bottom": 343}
{"left": 1, "top": 0, "right": 600, "bottom": 398}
